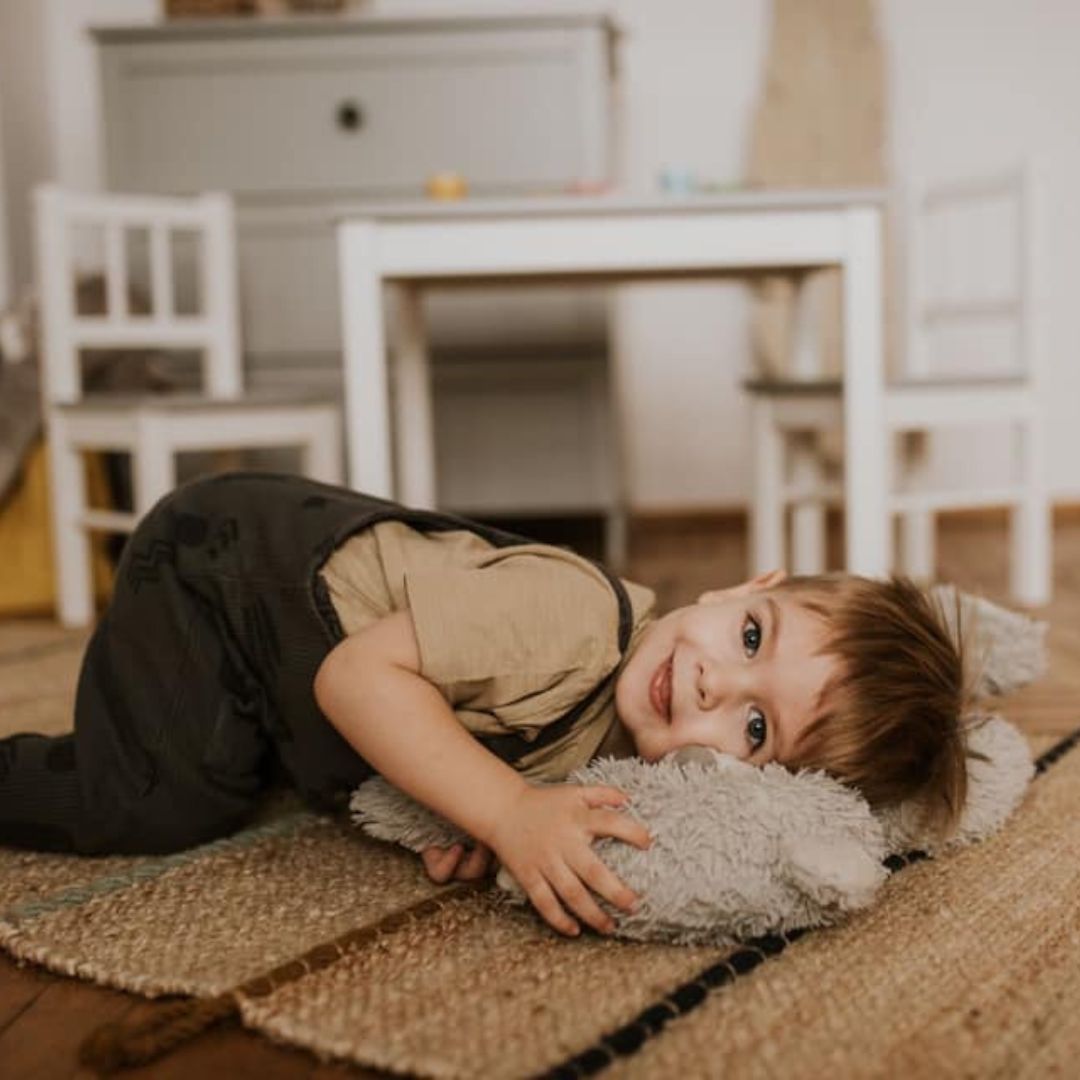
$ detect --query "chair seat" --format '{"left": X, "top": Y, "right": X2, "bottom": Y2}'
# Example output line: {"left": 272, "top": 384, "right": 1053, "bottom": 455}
{"left": 742, "top": 377, "right": 842, "bottom": 396}
{"left": 58, "top": 387, "right": 336, "bottom": 414}
{"left": 742, "top": 373, "right": 1028, "bottom": 396}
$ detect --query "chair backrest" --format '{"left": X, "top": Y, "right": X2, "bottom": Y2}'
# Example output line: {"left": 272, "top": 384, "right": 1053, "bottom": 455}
{"left": 903, "top": 162, "right": 1040, "bottom": 385}
{"left": 33, "top": 184, "right": 242, "bottom": 406}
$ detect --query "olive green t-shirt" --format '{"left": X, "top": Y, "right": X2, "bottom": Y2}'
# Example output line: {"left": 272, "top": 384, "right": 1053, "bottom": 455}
{"left": 318, "top": 520, "right": 654, "bottom": 781}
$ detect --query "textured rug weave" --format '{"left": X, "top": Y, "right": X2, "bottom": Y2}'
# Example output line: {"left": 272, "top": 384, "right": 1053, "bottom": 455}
{"left": 4, "top": 627, "right": 1080, "bottom": 1077}
{"left": 603, "top": 730, "right": 1080, "bottom": 1080}
{"left": 0, "top": 808, "right": 445, "bottom": 997}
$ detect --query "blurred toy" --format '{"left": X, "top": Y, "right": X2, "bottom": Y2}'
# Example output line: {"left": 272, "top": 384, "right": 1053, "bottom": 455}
{"left": 426, "top": 172, "right": 468, "bottom": 201}
{"left": 658, "top": 167, "right": 696, "bottom": 196}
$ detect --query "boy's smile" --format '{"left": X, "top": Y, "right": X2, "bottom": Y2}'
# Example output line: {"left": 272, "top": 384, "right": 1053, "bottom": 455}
{"left": 615, "top": 571, "right": 841, "bottom": 766}
{"left": 650, "top": 657, "right": 674, "bottom": 721}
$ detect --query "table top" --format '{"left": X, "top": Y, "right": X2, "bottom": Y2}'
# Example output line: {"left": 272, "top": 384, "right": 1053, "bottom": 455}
{"left": 333, "top": 188, "right": 888, "bottom": 225}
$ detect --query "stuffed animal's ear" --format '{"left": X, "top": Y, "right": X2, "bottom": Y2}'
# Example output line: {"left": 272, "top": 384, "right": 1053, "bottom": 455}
{"left": 931, "top": 585, "right": 1048, "bottom": 697}
{"left": 948, "top": 713, "right": 1034, "bottom": 846}
{"left": 877, "top": 713, "right": 1034, "bottom": 855}
{"left": 782, "top": 835, "right": 888, "bottom": 911}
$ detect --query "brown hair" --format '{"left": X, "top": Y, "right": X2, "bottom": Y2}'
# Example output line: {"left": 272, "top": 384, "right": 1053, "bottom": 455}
{"left": 776, "top": 574, "right": 970, "bottom": 841}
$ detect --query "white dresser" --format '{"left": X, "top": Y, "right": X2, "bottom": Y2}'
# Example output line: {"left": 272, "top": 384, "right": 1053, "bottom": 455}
{"left": 93, "top": 13, "right": 618, "bottom": 516}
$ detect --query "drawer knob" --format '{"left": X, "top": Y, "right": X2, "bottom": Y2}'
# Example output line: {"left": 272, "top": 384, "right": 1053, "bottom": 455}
{"left": 336, "top": 100, "right": 365, "bottom": 132}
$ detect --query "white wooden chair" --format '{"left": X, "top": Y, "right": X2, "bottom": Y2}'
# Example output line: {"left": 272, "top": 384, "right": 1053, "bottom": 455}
{"left": 745, "top": 163, "right": 1051, "bottom": 605}
{"left": 35, "top": 185, "right": 343, "bottom": 627}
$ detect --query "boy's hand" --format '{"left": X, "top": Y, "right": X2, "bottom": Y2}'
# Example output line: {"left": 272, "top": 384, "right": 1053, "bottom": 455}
{"left": 483, "top": 784, "right": 651, "bottom": 938}
{"left": 421, "top": 842, "right": 494, "bottom": 883}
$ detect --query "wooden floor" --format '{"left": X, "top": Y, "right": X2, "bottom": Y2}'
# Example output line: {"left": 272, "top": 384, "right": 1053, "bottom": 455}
{"left": 1, "top": 512, "right": 1078, "bottom": 1079}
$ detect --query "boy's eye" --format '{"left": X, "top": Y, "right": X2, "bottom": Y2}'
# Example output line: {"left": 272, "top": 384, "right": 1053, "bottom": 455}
{"left": 746, "top": 709, "right": 768, "bottom": 752}
{"left": 742, "top": 614, "right": 762, "bottom": 658}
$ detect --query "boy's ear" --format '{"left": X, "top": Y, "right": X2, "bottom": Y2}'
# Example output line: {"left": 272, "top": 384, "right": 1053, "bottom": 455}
{"left": 697, "top": 569, "right": 787, "bottom": 605}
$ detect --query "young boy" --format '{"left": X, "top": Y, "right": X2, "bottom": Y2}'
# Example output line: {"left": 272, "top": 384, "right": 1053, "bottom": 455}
{"left": 0, "top": 472, "right": 967, "bottom": 939}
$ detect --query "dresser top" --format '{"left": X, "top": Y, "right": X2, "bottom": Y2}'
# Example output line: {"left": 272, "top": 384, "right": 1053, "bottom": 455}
{"left": 91, "top": 9, "right": 619, "bottom": 45}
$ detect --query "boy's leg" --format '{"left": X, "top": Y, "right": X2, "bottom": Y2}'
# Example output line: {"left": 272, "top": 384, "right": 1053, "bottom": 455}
{"left": 66, "top": 572, "right": 274, "bottom": 856}
{"left": 8, "top": 482, "right": 277, "bottom": 856}
{"left": 0, "top": 733, "right": 84, "bottom": 852}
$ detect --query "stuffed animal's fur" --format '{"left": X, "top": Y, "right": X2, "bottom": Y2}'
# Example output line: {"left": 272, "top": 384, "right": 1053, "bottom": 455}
{"left": 350, "top": 591, "right": 1042, "bottom": 945}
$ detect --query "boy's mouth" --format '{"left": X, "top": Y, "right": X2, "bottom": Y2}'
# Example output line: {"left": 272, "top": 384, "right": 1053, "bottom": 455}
{"left": 649, "top": 655, "right": 673, "bottom": 723}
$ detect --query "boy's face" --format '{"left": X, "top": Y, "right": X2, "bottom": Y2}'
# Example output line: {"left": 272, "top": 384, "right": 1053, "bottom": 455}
{"left": 614, "top": 571, "right": 840, "bottom": 766}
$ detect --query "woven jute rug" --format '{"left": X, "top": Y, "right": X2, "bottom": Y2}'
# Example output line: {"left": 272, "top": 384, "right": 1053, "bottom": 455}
{"left": 4, "top": 626, "right": 1080, "bottom": 1077}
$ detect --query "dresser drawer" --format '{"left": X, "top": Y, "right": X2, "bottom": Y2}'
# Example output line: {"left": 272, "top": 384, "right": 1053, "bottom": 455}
{"left": 99, "top": 24, "right": 611, "bottom": 197}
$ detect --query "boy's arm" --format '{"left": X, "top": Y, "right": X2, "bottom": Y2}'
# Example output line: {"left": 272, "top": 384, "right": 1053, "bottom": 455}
{"left": 313, "top": 611, "right": 650, "bottom": 937}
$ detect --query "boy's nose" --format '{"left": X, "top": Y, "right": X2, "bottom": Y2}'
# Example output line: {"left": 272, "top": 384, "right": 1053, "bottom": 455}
{"left": 695, "top": 662, "right": 744, "bottom": 711}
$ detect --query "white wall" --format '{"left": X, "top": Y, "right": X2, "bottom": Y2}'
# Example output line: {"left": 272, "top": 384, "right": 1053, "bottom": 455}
{"left": 3, "top": 0, "right": 1078, "bottom": 506}
{"left": 0, "top": 0, "right": 54, "bottom": 303}
{"left": 0, "top": 0, "right": 154, "bottom": 295}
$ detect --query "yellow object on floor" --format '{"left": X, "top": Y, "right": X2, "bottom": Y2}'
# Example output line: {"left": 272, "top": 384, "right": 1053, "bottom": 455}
{"left": 0, "top": 441, "right": 115, "bottom": 617}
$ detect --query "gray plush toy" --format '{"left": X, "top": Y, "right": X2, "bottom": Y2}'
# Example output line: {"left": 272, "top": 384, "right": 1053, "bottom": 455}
{"left": 350, "top": 590, "right": 1043, "bottom": 945}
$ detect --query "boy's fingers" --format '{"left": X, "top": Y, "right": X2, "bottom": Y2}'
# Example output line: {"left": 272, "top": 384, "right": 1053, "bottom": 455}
{"left": 575, "top": 852, "right": 639, "bottom": 916}
{"left": 524, "top": 876, "right": 580, "bottom": 937}
{"left": 549, "top": 867, "right": 617, "bottom": 936}
{"left": 421, "top": 844, "right": 464, "bottom": 883}
{"left": 581, "top": 786, "right": 629, "bottom": 810}
{"left": 455, "top": 845, "right": 493, "bottom": 880}
{"left": 421, "top": 851, "right": 449, "bottom": 883}
{"left": 590, "top": 808, "right": 652, "bottom": 850}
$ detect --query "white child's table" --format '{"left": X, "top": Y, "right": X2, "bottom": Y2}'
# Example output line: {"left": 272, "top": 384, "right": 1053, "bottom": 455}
{"left": 336, "top": 190, "right": 888, "bottom": 576}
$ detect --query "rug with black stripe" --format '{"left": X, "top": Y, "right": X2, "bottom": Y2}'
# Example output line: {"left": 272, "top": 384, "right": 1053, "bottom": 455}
{"left": 4, "top": 627, "right": 1080, "bottom": 1078}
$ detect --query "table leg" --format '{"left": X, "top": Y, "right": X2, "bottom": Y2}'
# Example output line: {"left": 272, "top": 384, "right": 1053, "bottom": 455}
{"left": 842, "top": 206, "right": 890, "bottom": 577}
{"left": 790, "top": 439, "right": 827, "bottom": 575}
{"left": 790, "top": 270, "right": 828, "bottom": 573}
{"left": 46, "top": 413, "right": 95, "bottom": 628}
{"left": 393, "top": 284, "right": 437, "bottom": 509}
{"left": 338, "top": 222, "right": 393, "bottom": 497}
{"left": 605, "top": 289, "right": 632, "bottom": 571}
{"left": 751, "top": 397, "right": 786, "bottom": 575}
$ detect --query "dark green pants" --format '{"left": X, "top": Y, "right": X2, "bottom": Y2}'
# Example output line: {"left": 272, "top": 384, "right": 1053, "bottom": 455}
{"left": 0, "top": 472, "right": 630, "bottom": 855}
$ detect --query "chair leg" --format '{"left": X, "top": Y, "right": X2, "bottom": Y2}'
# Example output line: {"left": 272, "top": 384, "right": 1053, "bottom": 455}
{"left": 1010, "top": 419, "right": 1052, "bottom": 606}
{"left": 789, "top": 436, "right": 827, "bottom": 575}
{"left": 603, "top": 291, "right": 631, "bottom": 576}
{"left": 898, "top": 431, "right": 935, "bottom": 582}
{"left": 899, "top": 510, "right": 936, "bottom": 583}
{"left": 393, "top": 284, "right": 436, "bottom": 508}
{"left": 302, "top": 408, "right": 344, "bottom": 486}
{"left": 604, "top": 505, "right": 629, "bottom": 574}
{"left": 791, "top": 503, "right": 827, "bottom": 575}
{"left": 45, "top": 420, "right": 95, "bottom": 628}
{"left": 751, "top": 399, "right": 786, "bottom": 575}
{"left": 134, "top": 418, "right": 176, "bottom": 522}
